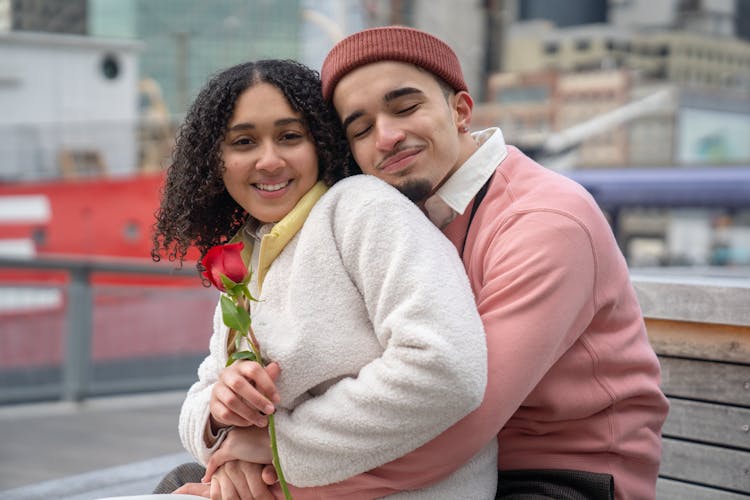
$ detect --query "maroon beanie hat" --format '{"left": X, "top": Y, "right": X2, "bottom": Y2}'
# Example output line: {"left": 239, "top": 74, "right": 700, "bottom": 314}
{"left": 321, "top": 26, "right": 467, "bottom": 101}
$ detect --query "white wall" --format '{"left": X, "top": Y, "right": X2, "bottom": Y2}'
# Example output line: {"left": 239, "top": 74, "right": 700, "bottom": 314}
{"left": 0, "top": 32, "right": 141, "bottom": 179}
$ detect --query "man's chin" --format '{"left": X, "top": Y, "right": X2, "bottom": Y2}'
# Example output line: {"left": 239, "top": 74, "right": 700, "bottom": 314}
{"left": 396, "top": 179, "right": 433, "bottom": 204}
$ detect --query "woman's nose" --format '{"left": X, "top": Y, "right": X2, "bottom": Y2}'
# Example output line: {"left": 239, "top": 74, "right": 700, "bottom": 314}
{"left": 255, "top": 143, "right": 284, "bottom": 172}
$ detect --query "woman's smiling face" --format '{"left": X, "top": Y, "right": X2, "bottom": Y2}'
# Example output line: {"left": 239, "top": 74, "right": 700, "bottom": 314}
{"left": 220, "top": 82, "right": 319, "bottom": 223}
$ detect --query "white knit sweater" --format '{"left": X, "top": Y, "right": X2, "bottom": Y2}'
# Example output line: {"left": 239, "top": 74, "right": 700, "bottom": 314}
{"left": 179, "top": 175, "right": 496, "bottom": 497}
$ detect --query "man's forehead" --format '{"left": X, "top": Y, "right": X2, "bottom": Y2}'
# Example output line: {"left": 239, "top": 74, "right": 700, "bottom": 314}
{"left": 333, "top": 61, "right": 434, "bottom": 107}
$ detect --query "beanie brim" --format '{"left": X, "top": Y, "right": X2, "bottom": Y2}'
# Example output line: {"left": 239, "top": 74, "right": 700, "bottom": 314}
{"left": 321, "top": 26, "right": 467, "bottom": 101}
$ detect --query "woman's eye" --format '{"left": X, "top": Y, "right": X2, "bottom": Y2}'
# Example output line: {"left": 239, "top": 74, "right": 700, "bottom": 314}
{"left": 232, "top": 137, "right": 253, "bottom": 146}
{"left": 280, "top": 132, "right": 303, "bottom": 141}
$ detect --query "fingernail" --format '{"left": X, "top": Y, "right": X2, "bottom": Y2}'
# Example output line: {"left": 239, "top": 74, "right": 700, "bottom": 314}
{"left": 265, "top": 403, "right": 275, "bottom": 414}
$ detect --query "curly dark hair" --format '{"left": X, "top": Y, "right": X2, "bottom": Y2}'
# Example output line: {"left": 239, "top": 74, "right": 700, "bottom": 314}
{"left": 152, "top": 59, "right": 356, "bottom": 269}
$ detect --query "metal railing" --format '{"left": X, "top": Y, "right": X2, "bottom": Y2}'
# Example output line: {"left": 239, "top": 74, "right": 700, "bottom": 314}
{"left": 0, "top": 256, "right": 216, "bottom": 403}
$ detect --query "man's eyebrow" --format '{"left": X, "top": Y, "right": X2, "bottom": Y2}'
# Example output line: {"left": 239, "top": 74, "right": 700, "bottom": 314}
{"left": 341, "top": 87, "right": 424, "bottom": 133}
{"left": 384, "top": 87, "right": 423, "bottom": 102}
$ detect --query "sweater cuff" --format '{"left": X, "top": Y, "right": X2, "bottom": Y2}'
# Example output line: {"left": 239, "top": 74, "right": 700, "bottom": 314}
{"left": 205, "top": 423, "right": 235, "bottom": 453}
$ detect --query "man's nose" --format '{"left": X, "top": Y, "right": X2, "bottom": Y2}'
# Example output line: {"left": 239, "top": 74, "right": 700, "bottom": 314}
{"left": 374, "top": 118, "right": 406, "bottom": 152}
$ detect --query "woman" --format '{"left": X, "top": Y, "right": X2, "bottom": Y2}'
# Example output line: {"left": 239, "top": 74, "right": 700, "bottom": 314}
{"left": 152, "top": 59, "right": 497, "bottom": 499}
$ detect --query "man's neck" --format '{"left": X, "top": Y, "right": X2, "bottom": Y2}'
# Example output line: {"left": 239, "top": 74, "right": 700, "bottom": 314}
{"left": 434, "top": 135, "right": 480, "bottom": 194}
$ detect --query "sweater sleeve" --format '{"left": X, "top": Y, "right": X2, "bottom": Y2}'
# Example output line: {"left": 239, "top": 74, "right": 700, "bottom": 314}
{"left": 285, "top": 209, "right": 598, "bottom": 498}
{"left": 178, "top": 299, "right": 229, "bottom": 466}
{"left": 271, "top": 177, "right": 488, "bottom": 487}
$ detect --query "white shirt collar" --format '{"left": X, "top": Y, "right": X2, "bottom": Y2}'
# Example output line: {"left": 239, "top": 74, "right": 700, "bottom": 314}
{"left": 243, "top": 220, "right": 275, "bottom": 242}
{"left": 424, "top": 127, "right": 508, "bottom": 227}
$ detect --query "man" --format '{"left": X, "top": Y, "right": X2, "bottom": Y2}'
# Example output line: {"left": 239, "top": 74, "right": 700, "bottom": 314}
{"left": 169, "top": 26, "right": 669, "bottom": 499}
{"left": 318, "top": 25, "right": 669, "bottom": 499}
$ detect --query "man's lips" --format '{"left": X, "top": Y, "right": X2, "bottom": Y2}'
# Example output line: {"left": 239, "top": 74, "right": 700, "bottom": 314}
{"left": 378, "top": 147, "right": 423, "bottom": 174}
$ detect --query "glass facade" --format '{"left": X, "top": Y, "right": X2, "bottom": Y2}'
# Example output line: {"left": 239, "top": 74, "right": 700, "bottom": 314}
{"left": 90, "top": 0, "right": 301, "bottom": 114}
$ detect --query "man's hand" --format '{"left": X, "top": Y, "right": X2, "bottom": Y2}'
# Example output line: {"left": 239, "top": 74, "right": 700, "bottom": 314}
{"left": 173, "top": 481, "right": 210, "bottom": 497}
{"left": 209, "top": 460, "right": 276, "bottom": 500}
{"left": 210, "top": 361, "right": 281, "bottom": 428}
{"left": 204, "top": 426, "right": 272, "bottom": 481}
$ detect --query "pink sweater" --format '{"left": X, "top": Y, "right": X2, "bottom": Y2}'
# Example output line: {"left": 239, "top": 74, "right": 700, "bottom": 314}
{"left": 279, "top": 146, "right": 669, "bottom": 500}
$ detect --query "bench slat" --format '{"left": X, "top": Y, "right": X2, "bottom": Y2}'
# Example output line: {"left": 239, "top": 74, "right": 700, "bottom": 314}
{"left": 634, "top": 279, "right": 750, "bottom": 327}
{"left": 659, "top": 438, "right": 750, "bottom": 492}
{"left": 647, "top": 318, "right": 750, "bottom": 363}
{"left": 656, "top": 477, "right": 749, "bottom": 500}
{"left": 663, "top": 398, "right": 750, "bottom": 450}
{"left": 659, "top": 356, "right": 750, "bottom": 406}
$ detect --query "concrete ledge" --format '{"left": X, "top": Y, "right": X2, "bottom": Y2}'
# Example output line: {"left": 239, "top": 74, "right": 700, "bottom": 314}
{"left": 2, "top": 452, "right": 192, "bottom": 500}
{"left": 631, "top": 270, "right": 750, "bottom": 326}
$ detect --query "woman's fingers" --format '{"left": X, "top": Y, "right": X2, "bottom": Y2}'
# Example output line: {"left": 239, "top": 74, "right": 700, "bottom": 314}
{"left": 232, "top": 361, "right": 281, "bottom": 407}
{"left": 210, "top": 383, "right": 260, "bottom": 427}
{"left": 210, "top": 361, "right": 282, "bottom": 427}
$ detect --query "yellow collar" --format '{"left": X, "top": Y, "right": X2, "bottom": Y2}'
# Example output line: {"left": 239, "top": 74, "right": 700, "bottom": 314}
{"left": 232, "top": 181, "right": 328, "bottom": 292}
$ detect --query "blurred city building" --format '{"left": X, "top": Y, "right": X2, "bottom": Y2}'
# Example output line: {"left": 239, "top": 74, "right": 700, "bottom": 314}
{"left": 5, "top": 0, "right": 87, "bottom": 35}
{"left": 473, "top": 69, "right": 750, "bottom": 168}
{"left": 471, "top": 0, "right": 750, "bottom": 267}
{"left": 473, "top": 69, "right": 636, "bottom": 167}
{"left": 474, "top": 0, "right": 750, "bottom": 168}
{"left": 515, "top": 0, "right": 608, "bottom": 26}
{"left": 501, "top": 22, "right": 750, "bottom": 97}
{"left": 0, "top": 31, "right": 141, "bottom": 180}
{"left": 89, "top": 0, "right": 302, "bottom": 115}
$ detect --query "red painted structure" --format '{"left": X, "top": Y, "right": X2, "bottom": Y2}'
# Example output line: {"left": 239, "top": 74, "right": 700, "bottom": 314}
{"left": 0, "top": 173, "right": 200, "bottom": 285}
{"left": 0, "top": 174, "right": 211, "bottom": 373}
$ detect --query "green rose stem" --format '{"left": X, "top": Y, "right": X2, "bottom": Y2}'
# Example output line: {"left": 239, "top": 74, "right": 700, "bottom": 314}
{"left": 220, "top": 279, "right": 292, "bottom": 500}
{"left": 244, "top": 311, "right": 291, "bottom": 500}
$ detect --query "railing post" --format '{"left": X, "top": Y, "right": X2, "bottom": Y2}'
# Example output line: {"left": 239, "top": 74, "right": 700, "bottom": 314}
{"left": 63, "top": 266, "right": 92, "bottom": 402}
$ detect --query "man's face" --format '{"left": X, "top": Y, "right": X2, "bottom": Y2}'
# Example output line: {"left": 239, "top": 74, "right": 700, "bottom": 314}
{"left": 332, "top": 61, "right": 464, "bottom": 203}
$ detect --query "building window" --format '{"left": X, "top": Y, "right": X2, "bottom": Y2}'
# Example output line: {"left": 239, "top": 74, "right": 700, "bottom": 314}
{"left": 100, "top": 54, "right": 121, "bottom": 80}
{"left": 497, "top": 86, "right": 550, "bottom": 104}
{"left": 576, "top": 39, "right": 591, "bottom": 51}
{"left": 544, "top": 42, "right": 559, "bottom": 55}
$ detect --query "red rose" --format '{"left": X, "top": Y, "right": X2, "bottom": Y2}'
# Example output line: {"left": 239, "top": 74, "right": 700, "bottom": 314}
{"left": 201, "top": 242, "right": 248, "bottom": 291}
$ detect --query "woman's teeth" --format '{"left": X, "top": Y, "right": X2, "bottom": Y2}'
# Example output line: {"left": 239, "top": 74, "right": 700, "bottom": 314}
{"left": 256, "top": 181, "right": 289, "bottom": 192}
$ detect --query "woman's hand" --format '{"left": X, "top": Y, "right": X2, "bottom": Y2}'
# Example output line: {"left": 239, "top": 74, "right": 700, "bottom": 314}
{"left": 203, "top": 426, "right": 273, "bottom": 481}
{"left": 210, "top": 361, "right": 281, "bottom": 428}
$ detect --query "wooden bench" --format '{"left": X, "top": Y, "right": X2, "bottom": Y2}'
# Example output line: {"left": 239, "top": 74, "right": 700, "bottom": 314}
{"left": 632, "top": 273, "right": 750, "bottom": 499}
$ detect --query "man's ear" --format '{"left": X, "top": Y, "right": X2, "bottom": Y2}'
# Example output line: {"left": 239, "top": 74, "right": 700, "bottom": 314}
{"left": 454, "top": 91, "right": 474, "bottom": 132}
